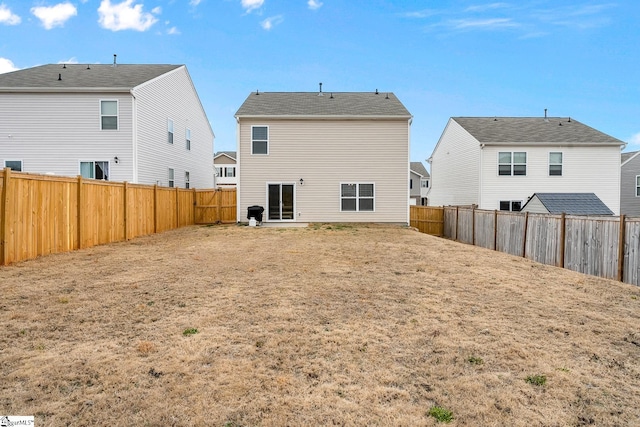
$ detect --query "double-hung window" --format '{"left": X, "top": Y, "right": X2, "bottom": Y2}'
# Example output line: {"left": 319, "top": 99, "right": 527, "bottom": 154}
{"left": 549, "top": 152, "right": 563, "bottom": 176}
{"left": 185, "top": 171, "right": 190, "bottom": 189}
{"left": 168, "top": 119, "right": 174, "bottom": 144}
{"left": 5, "top": 160, "right": 22, "bottom": 171}
{"left": 252, "top": 126, "right": 268, "bottom": 155}
{"left": 100, "top": 100, "right": 118, "bottom": 130}
{"left": 168, "top": 168, "right": 175, "bottom": 187}
{"left": 186, "top": 129, "right": 191, "bottom": 150}
{"left": 498, "top": 152, "right": 526, "bottom": 176}
{"left": 499, "top": 200, "right": 522, "bottom": 212}
{"left": 636, "top": 176, "right": 640, "bottom": 197}
{"left": 80, "top": 161, "right": 109, "bottom": 180}
{"left": 341, "top": 183, "right": 374, "bottom": 212}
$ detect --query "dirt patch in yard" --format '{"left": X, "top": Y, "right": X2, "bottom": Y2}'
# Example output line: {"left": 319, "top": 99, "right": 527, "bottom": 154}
{"left": 1, "top": 224, "right": 639, "bottom": 426}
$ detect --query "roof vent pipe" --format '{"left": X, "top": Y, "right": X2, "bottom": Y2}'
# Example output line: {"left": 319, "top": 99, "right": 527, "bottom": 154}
{"left": 58, "top": 73, "right": 62, "bottom": 81}
{"left": 375, "top": 89, "right": 379, "bottom": 95}
{"left": 318, "top": 82, "right": 323, "bottom": 96}
{"left": 62, "top": 64, "right": 66, "bottom": 68}
{"left": 544, "top": 108, "right": 548, "bottom": 122}
{"left": 113, "top": 54, "right": 117, "bottom": 67}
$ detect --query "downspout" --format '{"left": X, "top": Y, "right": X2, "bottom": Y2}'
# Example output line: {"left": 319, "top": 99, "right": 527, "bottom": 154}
{"left": 235, "top": 116, "right": 241, "bottom": 223}
{"left": 407, "top": 117, "right": 412, "bottom": 225}
{"left": 130, "top": 90, "right": 139, "bottom": 183}
{"left": 478, "top": 143, "right": 484, "bottom": 208}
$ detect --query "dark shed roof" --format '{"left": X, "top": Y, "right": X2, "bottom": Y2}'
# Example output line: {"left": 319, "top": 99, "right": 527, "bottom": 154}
{"left": 523, "top": 193, "right": 614, "bottom": 215}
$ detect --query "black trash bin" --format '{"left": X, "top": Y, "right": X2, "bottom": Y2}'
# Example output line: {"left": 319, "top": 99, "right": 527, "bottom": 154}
{"left": 247, "top": 205, "right": 264, "bottom": 223}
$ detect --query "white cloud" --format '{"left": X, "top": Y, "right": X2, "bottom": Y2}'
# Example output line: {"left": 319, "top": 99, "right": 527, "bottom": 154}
{"left": 151, "top": 6, "right": 161, "bottom": 14}
{"left": 241, "top": 0, "right": 263, "bottom": 14}
{"left": 308, "top": 0, "right": 322, "bottom": 10}
{"left": 190, "top": 0, "right": 202, "bottom": 5}
{"left": 464, "top": 3, "right": 510, "bottom": 13}
{"left": 629, "top": 132, "right": 640, "bottom": 146}
{"left": 98, "top": 0, "right": 159, "bottom": 31}
{"left": 167, "top": 26, "right": 180, "bottom": 35}
{"left": 58, "top": 57, "right": 79, "bottom": 64}
{"left": 451, "top": 18, "right": 518, "bottom": 30}
{"left": 31, "top": 3, "right": 78, "bottom": 29}
{"left": 0, "top": 4, "right": 21, "bottom": 25}
{"left": 261, "top": 14, "right": 283, "bottom": 30}
{"left": 0, "top": 57, "right": 19, "bottom": 74}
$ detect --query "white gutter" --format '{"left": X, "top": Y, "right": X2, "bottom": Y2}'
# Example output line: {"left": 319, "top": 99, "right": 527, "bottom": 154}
{"left": 235, "top": 116, "right": 241, "bottom": 223}
{"left": 130, "top": 90, "right": 139, "bottom": 183}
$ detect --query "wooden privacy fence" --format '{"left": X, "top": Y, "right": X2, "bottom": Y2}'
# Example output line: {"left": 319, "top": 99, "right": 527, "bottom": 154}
{"left": 0, "top": 169, "right": 236, "bottom": 265}
{"left": 410, "top": 206, "right": 444, "bottom": 236}
{"left": 441, "top": 206, "right": 640, "bottom": 287}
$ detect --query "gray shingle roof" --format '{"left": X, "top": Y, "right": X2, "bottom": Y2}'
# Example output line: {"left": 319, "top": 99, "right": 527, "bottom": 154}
{"left": 410, "top": 161, "right": 429, "bottom": 177}
{"left": 214, "top": 151, "right": 237, "bottom": 160}
{"left": 235, "top": 92, "right": 411, "bottom": 117}
{"left": 452, "top": 117, "right": 623, "bottom": 145}
{"left": 621, "top": 151, "right": 638, "bottom": 163}
{"left": 524, "top": 193, "right": 613, "bottom": 215}
{"left": 0, "top": 64, "right": 182, "bottom": 90}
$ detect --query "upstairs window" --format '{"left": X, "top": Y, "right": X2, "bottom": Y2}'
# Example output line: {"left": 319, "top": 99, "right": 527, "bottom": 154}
{"left": 636, "top": 176, "right": 640, "bottom": 197}
{"left": 549, "top": 152, "right": 563, "bottom": 176}
{"left": 168, "top": 168, "right": 175, "bottom": 187}
{"left": 224, "top": 167, "right": 236, "bottom": 177}
{"left": 80, "top": 161, "right": 109, "bottom": 180}
{"left": 421, "top": 179, "right": 429, "bottom": 188}
{"left": 499, "top": 200, "right": 522, "bottom": 212}
{"left": 168, "top": 119, "right": 174, "bottom": 144}
{"left": 185, "top": 171, "right": 190, "bottom": 189}
{"left": 252, "top": 126, "right": 268, "bottom": 155}
{"left": 341, "top": 183, "right": 375, "bottom": 212}
{"left": 5, "top": 160, "right": 22, "bottom": 171}
{"left": 186, "top": 128, "right": 191, "bottom": 151}
{"left": 409, "top": 179, "right": 413, "bottom": 189}
{"left": 100, "top": 100, "right": 118, "bottom": 130}
{"left": 498, "top": 152, "right": 526, "bottom": 176}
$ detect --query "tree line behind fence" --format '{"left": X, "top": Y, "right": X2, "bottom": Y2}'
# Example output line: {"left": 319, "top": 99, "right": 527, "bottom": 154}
{"left": 0, "top": 169, "right": 236, "bottom": 266}
{"left": 436, "top": 206, "right": 639, "bottom": 287}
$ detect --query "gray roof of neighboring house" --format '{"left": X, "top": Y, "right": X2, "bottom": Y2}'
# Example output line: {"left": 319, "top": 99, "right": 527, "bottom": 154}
{"left": 410, "top": 162, "right": 430, "bottom": 178}
{"left": 235, "top": 91, "right": 412, "bottom": 118}
{"left": 452, "top": 117, "right": 623, "bottom": 145}
{"left": 621, "top": 150, "right": 639, "bottom": 164}
{"left": 0, "top": 64, "right": 182, "bottom": 90}
{"left": 214, "top": 151, "right": 237, "bottom": 160}
{"left": 523, "top": 193, "right": 614, "bottom": 215}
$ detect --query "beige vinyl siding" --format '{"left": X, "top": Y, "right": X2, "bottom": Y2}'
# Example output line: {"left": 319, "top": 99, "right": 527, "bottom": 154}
{"left": 481, "top": 145, "right": 620, "bottom": 214}
{"left": 621, "top": 153, "right": 640, "bottom": 216}
{"left": 427, "top": 119, "right": 481, "bottom": 207}
{"left": 0, "top": 92, "right": 134, "bottom": 181}
{"left": 133, "top": 66, "right": 214, "bottom": 188}
{"left": 520, "top": 197, "right": 549, "bottom": 213}
{"left": 238, "top": 118, "right": 409, "bottom": 223}
{"left": 409, "top": 170, "right": 421, "bottom": 198}
{"left": 214, "top": 156, "right": 236, "bottom": 165}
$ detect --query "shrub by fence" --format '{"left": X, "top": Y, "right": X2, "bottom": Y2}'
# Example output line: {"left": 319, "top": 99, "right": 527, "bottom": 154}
{"left": 441, "top": 206, "right": 640, "bottom": 287}
{"left": 0, "top": 169, "right": 236, "bottom": 265}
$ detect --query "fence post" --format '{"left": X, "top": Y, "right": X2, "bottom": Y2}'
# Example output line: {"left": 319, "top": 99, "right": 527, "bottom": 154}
{"left": 522, "top": 211, "right": 529, "bottom": 258}
{"left": 217, "top": 190, "right": 222, "bottom": 224}
{"left": 192, "top": 188, "right": 197, "bottom": 225}
{"left": 153, "top": 184, "right": 158, "bottom": 234}
{"left": 455, "top": 206, "right": 459, "bottom": 241}
{"left": 618, "top": 214, "right": 626, "bottom": 282}
{"left": 559, "top": 212, "right": 566, "bottom": 268}
{"left": 77, "top": 175, "right": 83, "bottom": 250}
{"left": 175, "top": 187, "right": 180, "bottom": 229}
{"left": 493, "top": 210, "right": 498, "bottom": 250}
{"left": 123, "top": 182, "right": 128, "bottom": 241}
{"left": 471, "top": 206, "right": 476, "bottom": 246}
{"left": 1, "top": 167, "right": 11, "bottom": 265}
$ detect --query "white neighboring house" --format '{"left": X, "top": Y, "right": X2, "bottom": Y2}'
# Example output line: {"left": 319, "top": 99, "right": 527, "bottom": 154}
{"left": 235, "top": 90, "right": 412, "bottom": 224}
{"left": 410, "top": 161, "right": 430, "bottom": 206}
{"left": 213, "top": 151, "right": 237, "bottom": 188}
{"left": 427, "top": 116, "right": 624, "bottom": 214}
{"left": 0, "top": 63, "right": 214, "bottom": 188}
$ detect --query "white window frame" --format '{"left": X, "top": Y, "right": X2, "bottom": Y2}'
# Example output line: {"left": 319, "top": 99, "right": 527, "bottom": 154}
{"left": 549, "top": 152, "right": 563, "bottom": 176}
{"left": 79, "top": 160, "right": 110, "bottom": 180}
{"left": 636, "top": 175, "right": 640, "bottom": 197}
{"left": 186, "top": 128, "right": 191, "bottom": 151}
{"left": 499, "top": 200, "right": 523, "bottom": 212}
{"left": 251, "top": 125, "right": 269, "bottom": 155}
{"left": 185, "top": 171, "right": 190, "bottom": 189}
{"left": 168, "top": 119, "right": 174, "bottom": 144}
{"left": 498, "top": 151, "right": 527, "bottom": 176}
{"left": 168, "top": 168, "right": 175, "bottom": 188}
{"left": 4, "top": 159, "right": 22, "bottom": 171}
{"left": 340, "top": 182, "right": 375, "bottom": 212}
{"left": 224, "top": 166, "right": 236, "bottom": 177}
{"left": 100, "top": 100, "right": 118, "bottom": 130}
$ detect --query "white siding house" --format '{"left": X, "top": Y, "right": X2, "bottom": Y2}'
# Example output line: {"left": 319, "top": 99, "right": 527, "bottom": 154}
{"left": 427, "top": 117, "right": 624, "bottom": 214}
{"left": 214, "top": 151, "right": 237, "bottom": 188}
{"left": 0, "top": 63, "right": 214, "bottom": 188}
{"left": 410, "top": 161, "right": 429, "bottom": 206}
{"left": 235, "top": 91, "right": 412, "bottom": 224}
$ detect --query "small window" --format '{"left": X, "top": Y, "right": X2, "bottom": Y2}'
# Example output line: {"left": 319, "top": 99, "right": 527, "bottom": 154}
{"left": 421, "top": 179, "right": 429, "bottom": 188}
{"left": 498, "top": 152, "right": 526, "bottom": 176}
{"left": 80, "top": 161, "right": 109, "bottom": 180}
{"left": 215, "top": 167, "right": 222, "bottom": 177}
{"left": 225, "top": 167, "right": 236, "bottom": 177}
{"left": 168, "top": 119, "right": 174, "bottom": 144}
{"left": 341, "top": 183, "right": 374, "bottom": 212}
{"left": 252, "top": 126, "right": 268, "bottom": 155}
{"left": 409, "top": 179, "right": 413, "bottom": 190}
{"left": 185, "top": 171, "right": 190, "bottom": 189}
{"left": 168, "top": 168, "right": 175, "bottom": 188}
{"left": 499, "top": 200, "right": 522, "bottom": 212}
{"left": 5, "top": 160, "right": 22, "bottom": 171}
{"left": 636, "top": 176, "right": 640, "bottom": 197}
{"left": 100, "top": 100, "right": 118, "bottom": 130}
{"left": 549, "top": 152, "right": 563, "bottom": 176}
{"left": 186, "top": 128, "right": 191, "bottom": 151}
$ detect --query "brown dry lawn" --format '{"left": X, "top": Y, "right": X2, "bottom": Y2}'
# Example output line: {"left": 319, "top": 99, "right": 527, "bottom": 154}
{"left": 1, "top": 224, "right": 639, "bottom": 426}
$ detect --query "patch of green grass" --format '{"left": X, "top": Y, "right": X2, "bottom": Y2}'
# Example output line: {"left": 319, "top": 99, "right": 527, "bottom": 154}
{"left": 467, "top": 356, "right": 484, "bottom": 365}
{"left": 525, "top": 374, "right": 547, "bottom": 386}
{"left": 182, "top": 327, "right": 198, "bottom": 336}
{"left": 428, "top": 406, "right": 454, "bottom": 423}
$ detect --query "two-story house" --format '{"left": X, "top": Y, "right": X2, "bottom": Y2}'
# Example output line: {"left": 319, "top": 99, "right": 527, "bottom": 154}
{"left": 410, "top": 161, "right": 429, "bottom": 206}
{"left": 213, "top": 151, "right": 237, "bottom": 188}
{"left": 0, "top": 62, "right": 214, "bottom": 188}
{"left": 427, "top": 116, "right": 624, "bottom": 214}
{"left": 621, "top": 150, "right": 640, "bottom": 217}
{"left": 235, "top": 90, "right": 412, "bottom": 224}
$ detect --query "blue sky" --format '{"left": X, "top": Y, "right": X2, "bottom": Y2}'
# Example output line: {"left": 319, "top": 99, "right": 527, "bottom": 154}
{"left": 1, "top": 0, "right": 639, "bottom": 166}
